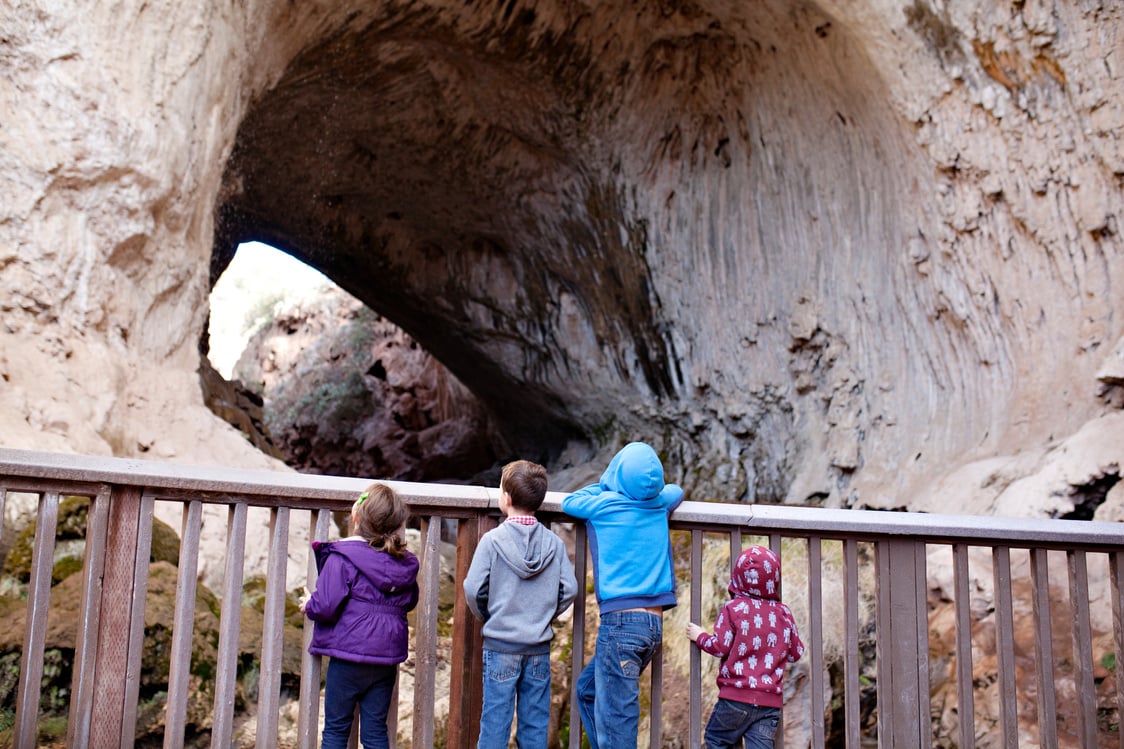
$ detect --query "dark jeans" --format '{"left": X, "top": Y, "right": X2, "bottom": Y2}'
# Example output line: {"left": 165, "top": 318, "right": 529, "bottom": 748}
{"left": 322, "top": 658, "right": 398, "bottom": 749}
{"left": 576, "top": 611, "right": 662, "bottom": 749}
{"left": 704, "top": 699, "right": 780, "bottom": 749}
{"left": 476, "top": 649, "right": 551, "bottom": 748}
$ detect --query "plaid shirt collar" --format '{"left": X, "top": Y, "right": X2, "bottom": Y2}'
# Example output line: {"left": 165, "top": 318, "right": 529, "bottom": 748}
{"left": 505, "top": 515, "right": 537, "bottom": 526}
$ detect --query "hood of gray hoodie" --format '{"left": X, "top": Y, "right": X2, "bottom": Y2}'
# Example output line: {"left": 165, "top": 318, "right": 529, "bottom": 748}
{"left": 493, "top": 521, "right": 556, "bottom": 579}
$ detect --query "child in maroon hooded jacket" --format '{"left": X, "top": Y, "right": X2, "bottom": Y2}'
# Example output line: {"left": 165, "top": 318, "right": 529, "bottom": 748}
{"left": 300, "top": 483, "right": 419, "bottom": 749}
{"left": 687, "top": 545, "right": 805, "bottom": 749}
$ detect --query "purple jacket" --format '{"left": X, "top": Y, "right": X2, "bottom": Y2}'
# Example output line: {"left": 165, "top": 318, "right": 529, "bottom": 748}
{"left": 305, "top": 539, "right": 420, "bottom": 665}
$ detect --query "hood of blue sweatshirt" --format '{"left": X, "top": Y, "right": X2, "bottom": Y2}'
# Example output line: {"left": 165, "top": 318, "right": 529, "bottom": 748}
{"left": 599, "top": 442, "right": 666, "bottom": 500}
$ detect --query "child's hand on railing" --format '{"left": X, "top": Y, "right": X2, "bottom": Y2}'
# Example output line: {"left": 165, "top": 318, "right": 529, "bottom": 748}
{"left": 686, "top": 622, "right": 705, "bottom": 643}
{"left": 299, "top": 586, "right": 311, "bottom": 614}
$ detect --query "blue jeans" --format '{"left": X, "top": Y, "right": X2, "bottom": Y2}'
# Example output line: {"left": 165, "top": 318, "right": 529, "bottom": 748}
{"left": 477, "top": 649, "right": 551, "bottom": 749}
{"left": 576, "top": 611, "right": 662, "bottom": 749}
{"left": 704, "top": 699, "right": 780, "bottom": 749}
{"left": 322, "top": 658, "right": 398, "bottom": 749}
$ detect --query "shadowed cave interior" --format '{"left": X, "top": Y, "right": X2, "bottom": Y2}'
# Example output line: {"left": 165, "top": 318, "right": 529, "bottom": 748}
{"left": 203, "top": 0, "right": 932, "bottom": 494}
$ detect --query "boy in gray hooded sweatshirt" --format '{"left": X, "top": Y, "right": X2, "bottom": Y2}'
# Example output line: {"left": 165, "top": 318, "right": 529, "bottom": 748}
{"left": 463, "top": 460, "right": 578, "bottom": 748}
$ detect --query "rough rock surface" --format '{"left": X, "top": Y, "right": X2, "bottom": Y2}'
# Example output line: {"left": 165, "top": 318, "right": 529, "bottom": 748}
{"left": 234, "top": 284, "right": 504, "bottom": 480}
{"left": 2, "top": 0, "right": 1121, "bottom": 518}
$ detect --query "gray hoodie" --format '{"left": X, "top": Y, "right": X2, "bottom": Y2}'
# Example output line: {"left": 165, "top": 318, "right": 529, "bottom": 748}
{"left": 462, "top": 520, "right": 578, "bottom": 654}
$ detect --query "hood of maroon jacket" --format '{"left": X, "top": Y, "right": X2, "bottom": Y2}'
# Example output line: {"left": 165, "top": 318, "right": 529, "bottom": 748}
{"left": 728, "top": 545, "right": 781, "bottom": 601}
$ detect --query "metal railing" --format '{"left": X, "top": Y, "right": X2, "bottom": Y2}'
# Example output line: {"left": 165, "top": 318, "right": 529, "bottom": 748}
{"left": 1, "top": 447, "right": 1123, "bottom": 748}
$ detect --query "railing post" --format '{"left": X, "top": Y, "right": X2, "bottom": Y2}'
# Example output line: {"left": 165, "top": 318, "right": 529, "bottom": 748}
{"left": 88, "top": 485, "right": 153, "bottom": 749}
{"left": 413, "top": 516, "right": 442, "bottom": 748}
{"left": 69, "top": 487, "right": 111, "bottom": 748}
{"left": 447, "top": 513, "right": 497, "bottom": 748}
{"left": 875, "top": 539, "right": 930, "bottom": 749}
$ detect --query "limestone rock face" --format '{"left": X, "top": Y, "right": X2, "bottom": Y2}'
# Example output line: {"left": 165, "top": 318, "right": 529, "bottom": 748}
{"left": 234, "top": 285, "right": 504, "bottom": 480}
{"left": 1, "top": 0, "right": 1121, "bottom": 516}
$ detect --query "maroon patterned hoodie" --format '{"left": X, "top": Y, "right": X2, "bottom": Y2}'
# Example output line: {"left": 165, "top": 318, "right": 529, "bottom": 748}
{"left": 694, "top": 545, "right": 805, "bottom": 707}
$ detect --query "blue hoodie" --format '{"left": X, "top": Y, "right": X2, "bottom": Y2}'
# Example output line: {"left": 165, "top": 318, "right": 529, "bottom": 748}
{"left": 561, "top": 442, "right": 684, "bottom": 612}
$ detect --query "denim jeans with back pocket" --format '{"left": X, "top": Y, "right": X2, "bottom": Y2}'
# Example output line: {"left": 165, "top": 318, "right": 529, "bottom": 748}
{"left": 477, "top": 648, "right": 551, "bottom": 748}
{"left": 703, "top": 698, "right": 780, "bottom": 749}
{"left": 576, "top": 611, "right": 663, "bottom": 749}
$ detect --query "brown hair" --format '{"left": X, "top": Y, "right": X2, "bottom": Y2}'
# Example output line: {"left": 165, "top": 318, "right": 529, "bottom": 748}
{"left": 501, "top": 460, "right": 548, "bottom": 513}
{"left": 352, "top": 482, "right": 409, "bottom": 557}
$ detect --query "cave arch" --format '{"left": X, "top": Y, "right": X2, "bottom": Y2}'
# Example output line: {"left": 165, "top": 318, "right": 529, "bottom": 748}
{"left": 212, "top": 0, "right": 941, "bottom": 500}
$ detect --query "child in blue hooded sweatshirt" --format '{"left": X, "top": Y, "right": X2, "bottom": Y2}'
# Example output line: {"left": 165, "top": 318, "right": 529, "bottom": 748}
{"left": 562, "top": 441, "right": 684, "bottom": 748}
{"left": 300, "top": 482, "right": 420, "bottom": 749}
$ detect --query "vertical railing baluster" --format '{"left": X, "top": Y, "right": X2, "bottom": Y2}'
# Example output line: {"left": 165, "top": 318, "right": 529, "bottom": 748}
{"left": 689, "top": 528, "right": 703, "bottom": 749}
{"left": 1029, "top": 548, "right": 1057, "bottom": 749}
{"left": 298, "top": 508, "right": 331, "bottom": 749}
{"left": 14, "top": 490, "right": 59, "bottom": 749}
{"left": 875, "top": 541, "right": 890, "bottom": 743}
{"left": 68, "top": 487, "right": 110, "bottom": 748}
{"left": 256, "top": 506, "right": 291, "bottom": 748}
{"left": 729, "top": 520, "right": 743, "bottom": 743}
{"left": 843, "top": 539, "right": 860, "bottom": 749}
{"left": 1067, "top": 549, "right": 1096, "bottom": 747}
{"left": 992, "top": 546, "right": 1018, "bottom": 748}
{"left": 120, "top": 493, "right": 156, "bottom": 746}
{"left": 212, "top": 502, "right": 248, "bottom": 749}
{"left": 915, "top": 542, "right": 931, "bottom": 749}
{"left": 413, "top": 516, "right": 441, "bottom": 748}
{"left": 569, "top": 523, "right": 588, "bottom": 749}
{"left": 809, "top": 536, "right": 825, "bottom": 748}
{"left": 388, "top": 672, "right": 400, "bottom": 749}
{"left": 164, "top": 499, "right": 203, "bottom": 749}
{"left": 730, "top": 527, "right": 742, "bottom": 575}
{"left": 952, "top": 544, "right": 975, "bottom": 749}
{"left": 771, "top": 532, "right": 784, "bottom": 749}
{"left": 650, "top": 636, "right": 664, "bottom": 748}
{"left": 1110, "top": 551, "right": 1124, "bottom": 749}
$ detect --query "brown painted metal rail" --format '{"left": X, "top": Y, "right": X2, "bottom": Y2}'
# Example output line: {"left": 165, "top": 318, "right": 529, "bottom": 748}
{"left": 1, "top": 447, "right": 1123, "bottom": 748}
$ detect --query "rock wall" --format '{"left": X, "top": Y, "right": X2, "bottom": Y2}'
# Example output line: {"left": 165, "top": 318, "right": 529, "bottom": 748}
{"left": 234, "top": 285, "right": 504, "bottom": 480}
{"left": 1, "top": 0, "right": 1121, "bottom": 518}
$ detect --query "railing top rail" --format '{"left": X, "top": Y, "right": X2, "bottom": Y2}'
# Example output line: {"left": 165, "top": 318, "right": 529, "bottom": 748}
{"left": 2, "top": 448, "right": 1123, "bottom": 549}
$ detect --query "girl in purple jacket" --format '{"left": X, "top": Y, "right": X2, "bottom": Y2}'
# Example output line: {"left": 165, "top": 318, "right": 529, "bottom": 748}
{"left": 300, "top": 483, "right": 419, "bottom": 749}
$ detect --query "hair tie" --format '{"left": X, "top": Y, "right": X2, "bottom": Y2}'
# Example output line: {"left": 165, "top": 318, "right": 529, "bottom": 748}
{"left": 356, "top": 491, "right": 369, "bottom": 505}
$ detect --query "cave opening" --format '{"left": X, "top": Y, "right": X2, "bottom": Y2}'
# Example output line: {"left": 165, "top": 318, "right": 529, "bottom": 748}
{"left": 199, "top": 0, "right": 934, "bottom": 503}
{"left": 203, "top": 241, "right": 506, "bottom": 484}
